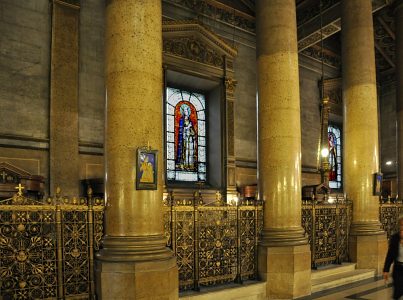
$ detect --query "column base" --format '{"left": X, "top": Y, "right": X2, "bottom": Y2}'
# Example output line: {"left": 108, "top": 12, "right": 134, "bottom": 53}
{"left": 95, "top": 257, "right": 178, "bottom": 300}
{"left": 260, "top": 227, "right": 308, "bottom": 246}
{"left": 258, "top": 244, "right": 311, "bottom": 299}
{"left": 96, "top": 235, "right": 174, "bottom": 262}
{"left": 348, "top": 233, "right": 387, "bottom": 275}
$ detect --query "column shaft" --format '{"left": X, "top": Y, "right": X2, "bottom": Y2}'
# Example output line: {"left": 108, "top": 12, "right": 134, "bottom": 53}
{"left": 396, "top": 1, "right": 403, "bottom": 198}
{"left": 96, "top": 1, "right": 177, "bottom": 298}
{"left": 342, "top": 0, "right": 382, "bottom": 233}
{"left": 256, "top": 1, "right": 311, "bottom": 298}
{"left": 257, "top": 0, "right": 306, "bottom": 245}
{"left": 341, "top": 0, "right": 387, "bottom": 274}
{"left": 50, "top": 0, "right": 80, "bottom": 197}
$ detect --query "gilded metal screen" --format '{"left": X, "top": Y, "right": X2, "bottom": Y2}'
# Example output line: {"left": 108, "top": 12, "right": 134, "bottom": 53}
{"left": 163, "top": 195, "right": 262, "bottom": 291}
{"left": 380, "top": 201, "right": 403, "bottom": 239}
{"left": 301, "top": 196, "right": 351, "bottom": 268}
{"left": 0, "top": 191, "right": 104, "bottom": 299}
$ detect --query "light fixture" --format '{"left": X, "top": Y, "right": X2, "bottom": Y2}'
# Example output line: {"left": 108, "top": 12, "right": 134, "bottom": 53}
{"left": 385, "top": 161, "right": 393, "bottom": 166}
{"left": 321, "top": 148, "right": 329, "bottom": 158}
{"left": 317, "top": 0, "right": 330, "bottom": 187}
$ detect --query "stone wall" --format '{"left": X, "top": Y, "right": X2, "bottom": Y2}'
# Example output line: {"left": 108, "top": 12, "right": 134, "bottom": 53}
{"left": 0, "top": 0, "right": 50, "bottom": 140}
{"left": 2, "top": 1, "right": 394, "bottom": 197}
{"left": 79, "top": 0, "right": 105, "bottom": 147}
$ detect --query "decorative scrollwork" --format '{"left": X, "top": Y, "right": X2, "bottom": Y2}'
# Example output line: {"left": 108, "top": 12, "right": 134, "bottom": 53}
{"left": 0, "top": 190, "right": 104, "bottom": 299}
{"left": 380, "top": 203, "right": 403, "bottom": 239}
{"left": 302, "top": 197, "right": 352, "bottom": 268}
{"left": 163, "top": 37, "right": 224, "bottom": 68}
{"left": 164, "top": 196, "right": 262, "bottom": 291}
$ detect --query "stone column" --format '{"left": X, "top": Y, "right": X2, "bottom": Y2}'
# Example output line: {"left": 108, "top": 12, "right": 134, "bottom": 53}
{"left": 341, "top": 0, "right": 387, "bottom": 274}
{"left": 395, "top": 0, "right": 403, "bottom": 199}
{"left": 256, "top": 0, "right": 311, "bottom": 298}
{"left": 95, "top": 1, "right": 178, "bottom": 299}
{"left": 50, "top": 0, "right": 80, "bottom": 197}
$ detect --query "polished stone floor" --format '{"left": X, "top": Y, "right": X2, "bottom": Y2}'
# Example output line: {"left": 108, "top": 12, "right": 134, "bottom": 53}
{"left": 307, "top": 277, "right": 396, "bottom": 300}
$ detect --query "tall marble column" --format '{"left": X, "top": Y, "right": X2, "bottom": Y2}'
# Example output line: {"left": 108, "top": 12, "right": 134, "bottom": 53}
{"left": 95, "top": 1, "right": 178, "bottom": 299}
{"left": 395, "top": 0, "right": 403, "bottom": 199}
{"left": 341, "top": 0, "right": 387, "bottom": 274}
{"left": 256, "top": 0, "right": 311, "bottom": 298}
{"left": 50, "top": 0, "right": 80, "bottom": 197}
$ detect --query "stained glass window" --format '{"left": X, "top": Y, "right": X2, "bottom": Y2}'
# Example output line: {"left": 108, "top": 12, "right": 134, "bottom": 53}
{"left": 328, "top": 124, "right": 342, "bottom": 189}
{"left": 166, "top": 87, "right": 206, "bottom": 182}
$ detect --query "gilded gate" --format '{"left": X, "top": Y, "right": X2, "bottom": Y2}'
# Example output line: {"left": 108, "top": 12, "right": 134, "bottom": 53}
{"left": 0, "top": 188, "right": 104, "bottom": 299}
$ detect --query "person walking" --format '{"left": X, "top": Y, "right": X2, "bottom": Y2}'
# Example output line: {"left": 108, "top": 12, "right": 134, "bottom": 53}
{"left": 383, "top": 215, "right": 403, "bottom": 299}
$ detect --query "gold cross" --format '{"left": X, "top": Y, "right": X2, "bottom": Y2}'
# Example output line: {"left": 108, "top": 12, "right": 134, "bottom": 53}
{"left": 15, "top": 183, "right": 25, "bottom": 196}
{"left": 1, "top": 171, "right": 6, "bottom": 181}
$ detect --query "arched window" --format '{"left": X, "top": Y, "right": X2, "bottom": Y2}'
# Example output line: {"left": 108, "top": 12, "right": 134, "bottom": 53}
{"left": 166, "top": 87, "right": 206, "bottom": 182}
{"left": 328, "top": 124, "right": 342, "bottom": 189}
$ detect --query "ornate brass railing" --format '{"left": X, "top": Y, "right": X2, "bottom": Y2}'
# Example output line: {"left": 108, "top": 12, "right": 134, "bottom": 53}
{"left": 163, "top": 193, "right": 263, "bottom": 291}
{"left": 301, "top": 196, "right": 352, "bottom": 268}
{"left": 0, "top": 189, "right": 104, "bottom": 299}
{"left": 380, "top": 199, "right": 403, "bottom": 239}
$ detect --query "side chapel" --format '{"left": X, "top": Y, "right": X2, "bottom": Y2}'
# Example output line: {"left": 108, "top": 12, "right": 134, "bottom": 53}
{"left": 0, "top": 0, "right": 403, "bottom": 299}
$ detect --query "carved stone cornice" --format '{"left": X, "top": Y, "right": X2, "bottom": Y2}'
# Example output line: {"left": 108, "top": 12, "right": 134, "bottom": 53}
{"left": 300, "top": 45, "right": 341, "bottom": 69}
{"left": 163, "top": 37, "right": 224, "bottom": 68}
{"left": 163, "top": 20, "right": 237, "bottom": 58}
{"left": 163, "top": 0, "right": 255, "bottom": 33}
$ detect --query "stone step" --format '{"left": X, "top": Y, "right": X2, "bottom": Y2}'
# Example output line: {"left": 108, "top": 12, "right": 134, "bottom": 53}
{"left": 311, "top": 262, "right": 356, "bottom": 280}
{"left": 311, "top": 268, "right": 376, "bottom": 293}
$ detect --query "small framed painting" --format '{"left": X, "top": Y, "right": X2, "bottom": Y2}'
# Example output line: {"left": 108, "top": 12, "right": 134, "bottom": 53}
{"left": 373, "top": 172, "right": 382, "bottom": 196}
{"left": 136, "top": 148, "right": 158, "bottom": 190}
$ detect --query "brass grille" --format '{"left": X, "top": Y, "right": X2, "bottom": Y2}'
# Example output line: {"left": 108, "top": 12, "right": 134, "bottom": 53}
{"left": 163, "top": 196, "right": 262, "bottom": 291}
{"left": 380, "top": 201, "right": 403, "bottom": 239}
{"left": 0, "top": 191, "right": 104, "bottom": 299}
{"left": 301, "top": 197, "right": 351, "bottom": 268}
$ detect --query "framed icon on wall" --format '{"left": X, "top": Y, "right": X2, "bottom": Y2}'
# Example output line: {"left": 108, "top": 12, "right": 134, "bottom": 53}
{"left": 136, "top": 148, "right": 158, "bottom": 190}
{"left": 373, "top": 172, "right": 382, "bottom": 196}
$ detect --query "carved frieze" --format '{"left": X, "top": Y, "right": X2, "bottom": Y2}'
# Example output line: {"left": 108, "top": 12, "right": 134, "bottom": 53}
{"left": 163, "top": 37, "right": 224, "bottom": 68}
{"left": 163, "top": 0, "right": 255, "bottom": 33}
{"left": 301, "top": 45, "right": 341, "bottom": 69}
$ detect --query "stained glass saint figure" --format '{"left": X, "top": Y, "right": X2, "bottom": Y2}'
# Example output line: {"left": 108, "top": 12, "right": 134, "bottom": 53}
{"left": 328, "top": 133, "right": 337, "bottom": 181}
{"left": 175, "top": 102, "right": 197, "bottom": 170}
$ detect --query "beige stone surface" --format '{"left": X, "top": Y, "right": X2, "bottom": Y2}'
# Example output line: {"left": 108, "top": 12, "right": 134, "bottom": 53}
{"left": 342, "top": 0, "right": 380, "bottom": 227}
{"left": 256, "top": 0, "right": 303, "bottom": 230}
{"left": 50, "top": 2, "right": 79, "bottom": 197}
{"left": 180, "top": 282, "right": 266, "bottom": 300}
{"left": 104, "top": 0, "right": 164, "bottom": 237}
{"left": 96, "top": 258, "right": 178, "bottom": 300}
{"left": 348, "top": 234, "right": 388, "bottom": 275}
{"left": 97, "top": 1, "right": 177, "bottom": 298}
{"left": 258, "top": 244, "right": 311, "bottom": 299}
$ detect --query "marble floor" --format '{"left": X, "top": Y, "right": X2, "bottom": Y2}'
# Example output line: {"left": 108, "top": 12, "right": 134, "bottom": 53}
{"left": 306, "top": 277, "right": 396, "bottom": 300}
